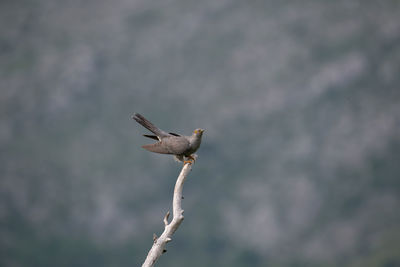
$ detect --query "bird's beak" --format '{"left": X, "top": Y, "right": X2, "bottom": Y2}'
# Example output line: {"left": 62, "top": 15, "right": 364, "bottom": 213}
{"left": 200, "top": 129, "right": 205, "bottom": 133}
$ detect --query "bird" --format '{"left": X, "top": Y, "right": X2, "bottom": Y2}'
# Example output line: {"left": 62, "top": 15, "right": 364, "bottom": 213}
{"left": 132, "top": 113, "right": 204, "bottom": 164}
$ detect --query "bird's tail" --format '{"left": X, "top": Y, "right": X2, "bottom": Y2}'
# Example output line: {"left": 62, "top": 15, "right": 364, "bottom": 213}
{"left": 132, "top": 113, "right": 166, "bottom": 137}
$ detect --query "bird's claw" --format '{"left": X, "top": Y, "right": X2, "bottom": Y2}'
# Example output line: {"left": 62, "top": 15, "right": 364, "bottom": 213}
{"left": 183, "top": 155, "right": 197, "bottom": 165}
{"left": 183, "top": 160, "right": 193, "bottom": 165}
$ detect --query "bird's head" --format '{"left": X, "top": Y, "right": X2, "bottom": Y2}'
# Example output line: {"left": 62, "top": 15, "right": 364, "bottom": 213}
{"left": 193, "top": 128, "right": 205, "bottom": 137}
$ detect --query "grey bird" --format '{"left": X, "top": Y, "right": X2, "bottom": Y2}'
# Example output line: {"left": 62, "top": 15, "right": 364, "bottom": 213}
{"left": 132, "top": 113, "right": 204, "bottom": 164}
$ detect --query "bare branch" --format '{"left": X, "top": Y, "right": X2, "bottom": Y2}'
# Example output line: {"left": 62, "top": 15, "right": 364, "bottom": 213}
{"left": 141, "top": 163, "right": 193, "bottom": 267}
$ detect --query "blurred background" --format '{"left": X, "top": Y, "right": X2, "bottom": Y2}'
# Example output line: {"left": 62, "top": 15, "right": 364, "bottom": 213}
{"left": 1, "top": 0, "right": 400, "bottom": 266}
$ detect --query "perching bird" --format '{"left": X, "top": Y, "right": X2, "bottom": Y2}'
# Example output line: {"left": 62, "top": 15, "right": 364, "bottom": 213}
{"left": 132, "top": 113, "right": 204, "bottom": 164}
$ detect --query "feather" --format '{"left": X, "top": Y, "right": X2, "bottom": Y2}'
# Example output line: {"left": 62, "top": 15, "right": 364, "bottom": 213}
{"left": 143, "top": 134, "right": 159, "bottom": 140}
{"left": 132, "top": 113, "right": 168, "bottom": 137}
{"left": 142, "top": 142, "right": 171, "bottom": 154}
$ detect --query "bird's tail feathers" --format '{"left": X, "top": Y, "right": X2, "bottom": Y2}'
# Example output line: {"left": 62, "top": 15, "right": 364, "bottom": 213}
{"left": 132, "top": 113, "right": 165, "bottom": 136}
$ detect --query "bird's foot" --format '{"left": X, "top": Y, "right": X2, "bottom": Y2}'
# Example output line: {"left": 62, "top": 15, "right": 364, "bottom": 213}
{"left": 188, "top": 154, "right": 197, "bottom": 162}
{"left": 183, "top": 154, "right": 197, "bottom": 165}
{"left": 183, "top": 159, "right": 194, "bottom": 165}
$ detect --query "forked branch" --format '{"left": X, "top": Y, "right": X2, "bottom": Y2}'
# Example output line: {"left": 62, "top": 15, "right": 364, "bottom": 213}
{"left": 142, "top": 163, "right": 192, "bottom": 267}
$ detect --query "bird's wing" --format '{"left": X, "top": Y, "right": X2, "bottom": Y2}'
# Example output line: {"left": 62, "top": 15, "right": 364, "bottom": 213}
{"left": 143, "top": 132, "right": 181, "bottom": 140}
{"left": 141, "top": 137, "right": 190, "bottom": 155}
{"left": 162, "top": 136, "right": 190, "bottom": 155}
{"left": 143, "top": 134, "right": 159, "bottom": 140}
{"left": 142, "top": 142, "right": 172, "bottom": 154}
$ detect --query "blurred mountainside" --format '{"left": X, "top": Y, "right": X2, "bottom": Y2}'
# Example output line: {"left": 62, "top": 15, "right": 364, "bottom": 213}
{"left": 1, "top": 0, "right": 400, "bottom": 266}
